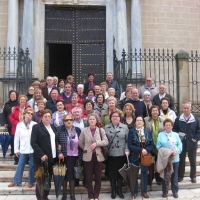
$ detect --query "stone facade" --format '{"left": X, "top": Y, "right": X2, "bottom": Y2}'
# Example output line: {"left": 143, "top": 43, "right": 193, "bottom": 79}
{"left": 140, "top": 0, "right": 200, "bottom": 53}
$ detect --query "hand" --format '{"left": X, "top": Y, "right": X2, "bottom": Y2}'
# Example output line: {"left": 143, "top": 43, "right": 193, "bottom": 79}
{"left": 142, "top": 149, "right": 147, "bottom": 155}
{"left": 58, "top": 144, "right": 61, "bottom": 150}
{"left": 192, "top": 139, "right": 197, "bottom": 142}
{"left": 90, "top": 142, "right": 97, "bottom": 151}
{"left": 41, "top": 155, "right": 48, "bottom": 161}
{"left": 15, "top": 152, "right": 20, "bottom": 157}
{"left": 4, "top": 124, "right": 8, "bottom": 129}
{"left": 125, "top": 150, "right": 130, "bottom": 156}
{"left": 11, "top": 107, "right": 15, "bottom": 113}
{"left": 172, "top": 151, "right": 176, "bottom": 156}
{"left": 58, "top": 154, "right": 64, "bottom": 159}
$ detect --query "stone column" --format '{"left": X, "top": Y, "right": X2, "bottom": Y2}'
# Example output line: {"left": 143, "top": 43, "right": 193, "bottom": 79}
{"left": 131, "top": 0, "right": 142, "bottom": 77}
{"left": 175, "top": 50, "right": 189, "bottom": 114}
{"left": 106, "top": 0, "right": 114, "bottom": 73}
{"left": 33, "top": 0, "right": 45, "bottom": 79}
{"left": 22, "top": 0, "right": 34, "bottom": 60}
{"left": 7, "top": 0, "right": 19, "bottom": 75}
{"left": 116, "top": 0, "right": 128, "bottom": 60}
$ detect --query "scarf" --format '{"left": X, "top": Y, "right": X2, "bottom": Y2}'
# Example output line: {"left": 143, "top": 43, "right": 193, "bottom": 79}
{"left": 151, "top": 118, "right": 159, "bottom": 144}
{"left": 19, "top": 107, "right": 25, "bottom": 122}
{"left": 67, "top": 127, "right": 77, "bottom": 151}
{"left": 55, "top": 111, "right": 67, "bottom": 127}
{"left": 23, "top": 120, "right": 30, "bottom": 129}
{"left": 136, "top": 127, "right": 145, "bottom": 142}
{"left": 165, "top": 132, "right": 176, "bottom": 151}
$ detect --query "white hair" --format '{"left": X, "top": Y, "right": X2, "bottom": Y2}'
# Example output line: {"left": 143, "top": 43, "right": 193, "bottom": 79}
{"left": 143, "top": 91, "right": 151, "bottom": 97}
{"left": 77, "top": 84, "right": 84, "bottom": 89}
{"left": 71, "top": 107, "right": 83, "bottom": 114}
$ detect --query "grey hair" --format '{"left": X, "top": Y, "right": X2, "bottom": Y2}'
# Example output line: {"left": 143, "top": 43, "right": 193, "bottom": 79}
{"left": 77, "top": 84, "right": 84, "bottom": 89}
{"left": 71, "top": 107, "right": 83, "bottom": 114}
{"left": 87, "top": 113, "right": 100, "bottom": 124}
{"left": 183, "top": 102, "right": 192, "bottom": 108}
{"left": 143, "top": 91, "right": 151, "bottom": 97}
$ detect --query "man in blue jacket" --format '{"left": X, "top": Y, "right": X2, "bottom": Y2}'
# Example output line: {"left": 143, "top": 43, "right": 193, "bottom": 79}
{"left": 173, "top": 102, "right": 200, "bottom": 183}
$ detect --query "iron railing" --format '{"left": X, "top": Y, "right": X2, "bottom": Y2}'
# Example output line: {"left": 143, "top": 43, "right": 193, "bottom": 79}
{"left": 0, "top": 47, "right": 37, "bottom": 103}
{"left": 114, "top": 48, "right": 178, "bottom": 110}
{"left": 189, "top": 50, "right": 200, "bottom": 114}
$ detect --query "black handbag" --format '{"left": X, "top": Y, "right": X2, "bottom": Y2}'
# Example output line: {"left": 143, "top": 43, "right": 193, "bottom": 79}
{"left": 43, "top": 160, "right": 51, "bottom": 191}
{"left": 99, "top": 128, "right": 118, "bottom": 160}
{"left": 74, "top": 159, "right": 83, "bottom": 179}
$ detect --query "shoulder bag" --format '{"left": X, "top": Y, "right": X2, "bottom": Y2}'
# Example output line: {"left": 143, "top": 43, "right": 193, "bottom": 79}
{"left": 99, "top": 128, "right": 118, "bottom": 160}
{"left": 43, "top": 160, "right": 51, "bottom": 191}
{"left": 140, "top": 142, "right": 152, "bottom": 167}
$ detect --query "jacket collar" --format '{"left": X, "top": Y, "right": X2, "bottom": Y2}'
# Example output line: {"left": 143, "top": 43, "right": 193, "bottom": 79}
{"left": 179, "top": 113, "right": 196, "bottom": 123}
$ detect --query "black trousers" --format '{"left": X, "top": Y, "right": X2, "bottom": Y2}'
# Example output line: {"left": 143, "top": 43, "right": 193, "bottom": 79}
{"left": 178, "top": 150, "right": 196, "bottom": 179}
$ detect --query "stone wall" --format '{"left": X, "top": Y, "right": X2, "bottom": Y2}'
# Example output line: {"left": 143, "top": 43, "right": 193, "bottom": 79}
{"left": 140, "top": 0, "right": 200, "bottom": 54}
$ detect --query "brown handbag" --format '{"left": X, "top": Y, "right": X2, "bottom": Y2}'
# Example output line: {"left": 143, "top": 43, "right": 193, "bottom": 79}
{"left": 140, "top": 142, "right": 152, "bottom": 167}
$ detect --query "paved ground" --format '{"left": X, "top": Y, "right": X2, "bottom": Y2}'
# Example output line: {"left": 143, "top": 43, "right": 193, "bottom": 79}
{"left": 1, "top": 188, "right": 200, "bottom": 200}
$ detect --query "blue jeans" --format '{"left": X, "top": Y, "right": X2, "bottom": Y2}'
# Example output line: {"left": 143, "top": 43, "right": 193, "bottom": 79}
{"left": 13, "top": 153, "right": 35, "bottom": 184}
{"left": 134, "top": 164, "right": 149, "bottom": 195}
{"left": 162, "top": 162, "right": 179, "bottom": 195}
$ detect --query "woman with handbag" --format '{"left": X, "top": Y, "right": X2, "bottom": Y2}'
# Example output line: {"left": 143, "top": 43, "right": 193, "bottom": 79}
{"left": 31, "top": 109, "right": 57, "bottom": 200}
{"left": 156, "top": 118, "right": 182, "bottom": 198}
{"left": 79, "top": 113, "right": 108, "bottom": 200}
{"left": 128, "top": 116, "right": 154, "bottom": 199}
{"left": 105, "top": 110, "right": 129, "bottom": 199}
{"left": 57, "top": 113, "right": 82, "bottom": 200}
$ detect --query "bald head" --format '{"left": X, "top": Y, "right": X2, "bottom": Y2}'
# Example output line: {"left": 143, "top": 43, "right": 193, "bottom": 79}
{"left": 132, "top": 88, "right": 139, "bottom": 100}
{"left": 146, "top": 77, "right": 153, "bottom": 87}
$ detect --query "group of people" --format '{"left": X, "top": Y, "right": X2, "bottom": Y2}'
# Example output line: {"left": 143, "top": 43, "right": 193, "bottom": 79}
{"left": 2, "top": 73, "right": 200, "bottom": 200}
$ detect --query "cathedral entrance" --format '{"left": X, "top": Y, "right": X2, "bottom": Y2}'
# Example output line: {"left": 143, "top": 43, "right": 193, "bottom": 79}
{"left": 45, "top": 6, "right": 106, "bottom": 84}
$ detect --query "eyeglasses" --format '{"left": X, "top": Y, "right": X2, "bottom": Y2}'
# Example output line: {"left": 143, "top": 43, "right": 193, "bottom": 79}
{"left": 112, "top": 115, "right": 120, "bottom": 118}
{"left": 26, "top": 112, "right": 34, "bottom": 116}
{"left": 64, "top": 119, "right": 73, "bottom": 122}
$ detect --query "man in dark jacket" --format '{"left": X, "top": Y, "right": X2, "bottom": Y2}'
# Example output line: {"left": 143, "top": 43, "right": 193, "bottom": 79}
{"left": 46, "top": 88, "right": 60, "bottom": 113}
{"left": 126, "top": 88, "right": 147, "bottom": 118}
{"left": 105, "top": 72, "right": 120, "bottom": 99}
{"left": 152, "top": 84, "right": 175, "bottom": 111}
{"left": 173, "top": 102, "right": 200, "bottom": 183}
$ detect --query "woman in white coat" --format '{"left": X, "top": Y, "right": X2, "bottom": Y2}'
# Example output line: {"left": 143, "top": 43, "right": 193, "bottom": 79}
{"left": 160, "top": 97, "right": 176, "bottom": 122}
{"left": 8, "top": 108, "right": 37, "bottom": 188}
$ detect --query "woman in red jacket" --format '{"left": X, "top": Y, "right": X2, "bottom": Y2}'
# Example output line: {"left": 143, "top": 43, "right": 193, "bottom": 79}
{"left": 9, "top": 95, "right": 29, "bottom": 165}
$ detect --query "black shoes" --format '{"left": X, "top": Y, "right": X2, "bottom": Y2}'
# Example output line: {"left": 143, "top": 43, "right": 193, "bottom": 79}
{"left": 156, "top": 181, "right": 161, "bottom": 185}
{"left": 178, "top": 177, "right": 183, "bottom": 182}
{"left": 9, "top": 153, "right": 14, "bottom": 156}
{"left": 191, "top": 178, "right": 196, "bottom": 183}
{"left": 14, "top": 161, "right": 18, "bottom": 165}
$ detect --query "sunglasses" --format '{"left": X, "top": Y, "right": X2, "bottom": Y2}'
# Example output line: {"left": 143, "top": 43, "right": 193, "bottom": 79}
{"left": 64, "top": 119, "right": 73, "bottom": 122}
{"left": 26, "top": 112, "right": 34, "bottom": 116}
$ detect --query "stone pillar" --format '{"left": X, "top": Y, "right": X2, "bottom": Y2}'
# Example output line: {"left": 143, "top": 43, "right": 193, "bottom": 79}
{"left": 33, "top": 0, "right": 45, "bottom": 79}
{"left": 22, "top": 0, "right": 34, "bottom": 60}
{"left": 116, "top": 0, "right": 128, "bottom": 60}
{"left": 175, "top": 50, "right": 189, "bottom": 114}
{"left": 131, "top": 0, "right": 142, "bottom": 77}
{"left": 106, "top": 0, "right": 114, "bottom": 73}
{"left": 7, "top": 0, "right": 19, "bottom": 75}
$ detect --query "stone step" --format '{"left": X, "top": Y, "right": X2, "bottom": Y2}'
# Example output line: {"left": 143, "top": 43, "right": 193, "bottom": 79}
{"left": 0, "top": 165, "right": 199, "bottom": 182}
{"left": 0, "top": 176, "right": 200, "bottom": 195}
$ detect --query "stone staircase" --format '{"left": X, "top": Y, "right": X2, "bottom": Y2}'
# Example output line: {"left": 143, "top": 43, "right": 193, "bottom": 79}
{"left": 0, "top": 145, "right": 200, "bottom": 196}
